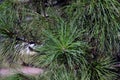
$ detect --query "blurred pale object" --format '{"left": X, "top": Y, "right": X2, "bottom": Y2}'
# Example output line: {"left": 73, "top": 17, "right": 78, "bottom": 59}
{"left": 15, "top": 42, "right": 37, "bottom": 56}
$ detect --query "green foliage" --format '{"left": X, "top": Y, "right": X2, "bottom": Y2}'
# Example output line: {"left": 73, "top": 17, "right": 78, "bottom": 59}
{"left": 1, "top": 74, "right": 35, "bottom": 80}
{"left": 36, "top": 19, "right": 89, "bottom": 69}
{"left": 0, "top": 0, "right": 120, "bottom": 80}
{"left": 65, "top": 0, "right": 120, "bottom": 55}
{"left": 38, "top": 65, "right": 78, "bottom": 80}
{"left": 0, "top": 0, "right": 47, "bottom": 63}
{"left": 80, "top": 56, "right": 117, "bottom": 80}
